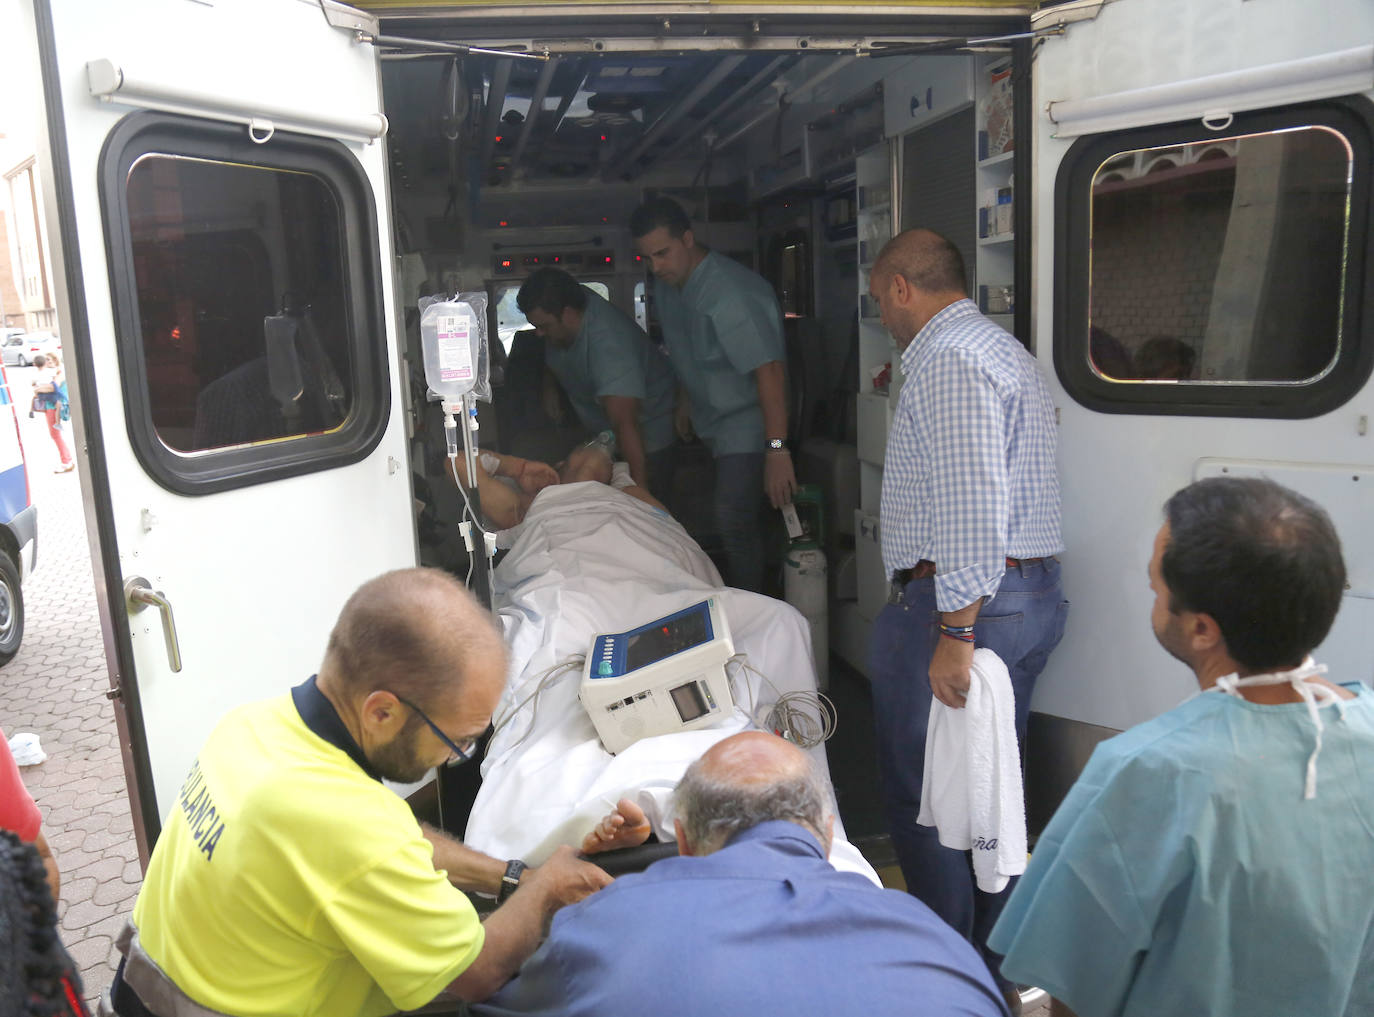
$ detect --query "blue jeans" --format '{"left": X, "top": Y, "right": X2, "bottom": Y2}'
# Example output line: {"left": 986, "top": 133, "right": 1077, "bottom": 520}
{"left": 869, "top": 558, "right": 1068, "bottom": 988}
{"left": 714, "top": 452, "right": 764, "bottom": 593}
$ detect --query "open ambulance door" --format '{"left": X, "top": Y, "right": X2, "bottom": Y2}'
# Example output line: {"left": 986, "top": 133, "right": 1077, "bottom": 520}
{"left": 25, "top": 0, "right": 417, "bottom": 857}
{"left": 1024, "top": 0, "right": 1374, "bottom": 822}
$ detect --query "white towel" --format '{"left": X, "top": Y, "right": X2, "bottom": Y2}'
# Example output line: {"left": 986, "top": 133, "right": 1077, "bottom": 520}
{"left": 916, "top": 647, "right": 1027, "bottom": 893}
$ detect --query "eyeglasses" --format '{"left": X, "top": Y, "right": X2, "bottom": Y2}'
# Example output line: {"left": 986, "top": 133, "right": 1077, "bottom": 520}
{"left": 394, "top": 694, "right": 479, "bottom": 765}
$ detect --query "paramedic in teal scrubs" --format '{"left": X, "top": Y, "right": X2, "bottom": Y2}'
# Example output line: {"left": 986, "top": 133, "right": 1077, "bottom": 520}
{"left": 516, "top": 267, "right": 677, "bottom": 497}
{"left": 630, "top": 197, "right": 796, "bottom": 593}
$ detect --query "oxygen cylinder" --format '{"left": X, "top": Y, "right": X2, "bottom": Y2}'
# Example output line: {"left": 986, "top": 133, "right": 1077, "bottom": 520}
{"left": 784, "top": 544, "right": 829, "bottom": 690}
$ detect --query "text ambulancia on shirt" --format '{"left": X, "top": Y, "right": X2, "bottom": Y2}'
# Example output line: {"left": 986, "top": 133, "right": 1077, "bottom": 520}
{"left": 177, "top": 759, "right": 226, "bottom": 860}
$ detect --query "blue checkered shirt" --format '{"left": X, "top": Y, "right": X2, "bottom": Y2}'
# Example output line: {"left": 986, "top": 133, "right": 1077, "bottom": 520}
{"left": 880, "top": 299, "right": 1063, "bottom": 612}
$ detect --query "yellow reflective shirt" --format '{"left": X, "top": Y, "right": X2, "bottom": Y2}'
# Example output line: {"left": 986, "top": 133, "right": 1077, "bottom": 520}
{"left": 132, "top": 682, "right": 483, "bottom": 1017}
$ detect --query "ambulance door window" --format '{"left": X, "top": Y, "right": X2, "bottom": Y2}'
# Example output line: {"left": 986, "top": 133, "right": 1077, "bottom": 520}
{"left": 634, "top": 281, "right": 647, "bottom": 332}
{"left": 102, "top": 114, "right": 388, "bottom": 493}
{"left": 493, "top": 281, "right": 611, "bottom": 353}
{"left": 493, "top": 285, "right": 527, "bottom": 354}
{"left": 1055, "top": 99, "right": 1374, "bottom": 418}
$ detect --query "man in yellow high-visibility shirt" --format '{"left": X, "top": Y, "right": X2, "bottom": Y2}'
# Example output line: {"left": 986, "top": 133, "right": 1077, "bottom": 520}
{"left": 106, "top": 567, "right": 610, "bottom": 1017}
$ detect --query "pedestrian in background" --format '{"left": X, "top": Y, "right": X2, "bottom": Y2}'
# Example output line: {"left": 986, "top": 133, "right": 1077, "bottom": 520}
{"left": 32, "top": 353, "right": 74, "bottom": 474}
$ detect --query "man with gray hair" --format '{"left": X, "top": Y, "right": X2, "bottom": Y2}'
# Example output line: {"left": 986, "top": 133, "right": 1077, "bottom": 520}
{"left": 475, "top": 731, "right": 1009, "bottom": 1017}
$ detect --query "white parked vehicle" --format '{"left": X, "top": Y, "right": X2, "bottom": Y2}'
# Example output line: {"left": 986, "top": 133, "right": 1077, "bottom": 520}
{"left": 0, "top": 361, "right": 40, "bottom": 665}
{"left": 1, "top": 330, "right": 28, "bottom": 367}
{"left": 3, "top": 331, "right": 62, "bottom": 368}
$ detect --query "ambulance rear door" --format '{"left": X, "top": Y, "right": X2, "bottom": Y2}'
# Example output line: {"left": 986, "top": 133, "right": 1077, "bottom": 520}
{"left": 1026, "top": 0, "right": 1374, "bottom": 776}
{"left": 25, "top": 0, "right": 418, "bottom": 853}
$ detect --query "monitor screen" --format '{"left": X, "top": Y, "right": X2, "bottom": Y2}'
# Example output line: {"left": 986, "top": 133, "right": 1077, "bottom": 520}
{"left": 625, "top": 608, "right": 710, "bottom": 671}
{"left": 670, "top": 681, "right": 709, "bottom": 722}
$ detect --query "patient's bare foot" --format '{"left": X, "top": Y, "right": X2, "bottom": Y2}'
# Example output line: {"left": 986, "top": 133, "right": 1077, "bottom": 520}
{"left": 581, "top": 798, "right": 653, "bottom": 855}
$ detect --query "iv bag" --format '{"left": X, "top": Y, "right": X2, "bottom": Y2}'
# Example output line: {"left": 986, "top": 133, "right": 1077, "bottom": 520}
{"left": 418, "top": 292, "right": 491, "bottom": 404}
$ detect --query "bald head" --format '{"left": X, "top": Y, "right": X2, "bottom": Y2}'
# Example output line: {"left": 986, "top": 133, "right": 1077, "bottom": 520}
{"left": 674, "top": 731, "right": 834, "bottom": 856}
{"left": 320, "top": 567, "right": 507, "bottom": 710}
{"left": 696, "top": 730, "right": 810, "bottom": 785}
{"left": 871, "top": 228, "right": 967, "bottom": 296}
{"left": 868, "top": 229, "right": 969, "bottom": 350}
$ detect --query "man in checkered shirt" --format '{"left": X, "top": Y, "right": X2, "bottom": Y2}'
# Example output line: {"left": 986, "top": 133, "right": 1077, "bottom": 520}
{"left": 867, "top": 228, "right": 1067, "bottom": 1013}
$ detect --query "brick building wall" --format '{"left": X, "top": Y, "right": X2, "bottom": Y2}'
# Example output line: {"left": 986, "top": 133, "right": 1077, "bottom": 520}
{"left": 1089, "top": 174, "right": 1232, "bottom": 361}
{"left": 0, "top": 208, "right": 21, "bottom": 328}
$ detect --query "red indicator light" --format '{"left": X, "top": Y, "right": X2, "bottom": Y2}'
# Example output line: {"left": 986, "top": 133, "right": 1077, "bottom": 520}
{"left": 170, "top": 327, "right": 182, "bottom": 340}
{"left": 552, "top": 256, "right": 561, "bottom": 262}
{"left": 501, "top": 260, "right": 512, "bottom": 268}
{"left": 495, "top": 135, "right": 504, "bottom": 142}
{"left": 600, "top": 134, "right": 607, "bottom": 141}
{"left": 662, "top": 626, "right": 669, "bottom": 635}
{"left": 499, "top": 220, "right": 509, "bottom": 227}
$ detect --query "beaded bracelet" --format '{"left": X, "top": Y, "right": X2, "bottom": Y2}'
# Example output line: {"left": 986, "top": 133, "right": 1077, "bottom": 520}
{"left": 938, "top": 622, "right": 976, "bottom": 643}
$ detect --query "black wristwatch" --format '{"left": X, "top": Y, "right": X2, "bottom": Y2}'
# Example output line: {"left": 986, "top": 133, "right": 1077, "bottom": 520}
{"left": 497, "top": 859, "right": 526, "bottom": 904}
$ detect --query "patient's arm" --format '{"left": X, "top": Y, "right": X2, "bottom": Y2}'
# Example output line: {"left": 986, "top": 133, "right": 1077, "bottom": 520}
{"left": 446, "top": 455, "right": 531, "bottom": 530}
{"left": 606, "top": 460, "right": 669, "bottom": 514}
{"left": 620, "top": 484, "right": 669, "bottom": 514}
{"left": 487, "top": 450, "right": 560, "bottom": 497}
{"left": 580, "top": 798, "right": 654, "bottom": 855}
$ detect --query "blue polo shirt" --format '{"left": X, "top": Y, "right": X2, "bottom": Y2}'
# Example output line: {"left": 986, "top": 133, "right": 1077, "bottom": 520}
{"left": 543, "top": 289, "right": 676, "bottom": 454}
{"left": 476, "top": 821, "right": 1007, "bottom": 1017}
{"left": 653, "top": 251, "right": 785, "bottom": 456}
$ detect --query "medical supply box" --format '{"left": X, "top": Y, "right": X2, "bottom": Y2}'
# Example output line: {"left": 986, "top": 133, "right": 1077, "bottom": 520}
{"left": 579, "top": 598, "right": 736, "bottom": 754}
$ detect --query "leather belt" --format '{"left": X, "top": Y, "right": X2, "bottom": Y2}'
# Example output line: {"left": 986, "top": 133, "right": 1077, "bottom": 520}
{"left": 891, "top": 560, "right": 936, "bottom": 585}
{"left": 890, "top": 557, "right": 1046, "bottom": 586}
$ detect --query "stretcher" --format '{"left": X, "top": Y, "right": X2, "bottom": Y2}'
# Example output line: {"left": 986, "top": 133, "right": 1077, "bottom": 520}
{"left": 463, "top": 481, "right": 879, "bottom": 883}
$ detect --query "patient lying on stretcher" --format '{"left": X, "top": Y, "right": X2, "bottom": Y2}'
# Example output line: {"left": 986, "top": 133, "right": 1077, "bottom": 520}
{"left": 458, "top": 460, "right": 881, "bottom": 884}
{"left": 448, "top": 442, "right": 667, "bottom": 531}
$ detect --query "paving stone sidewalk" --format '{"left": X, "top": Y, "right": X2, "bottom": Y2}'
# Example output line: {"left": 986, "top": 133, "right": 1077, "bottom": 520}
{"left": 0, "top": 368, "right": 138, "bottom": 1010}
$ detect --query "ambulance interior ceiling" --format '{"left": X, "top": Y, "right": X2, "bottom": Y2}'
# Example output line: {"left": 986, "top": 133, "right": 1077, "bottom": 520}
{"left": 380, "top": 49, "right": 791, "bottom": 229}
{"left": 374, "top": 8, "right": 1029, "bottom": 233}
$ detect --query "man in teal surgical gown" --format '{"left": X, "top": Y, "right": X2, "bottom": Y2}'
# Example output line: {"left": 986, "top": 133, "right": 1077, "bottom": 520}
{"left": 989, "top": 476, "right": 1374, "bottom": 1017}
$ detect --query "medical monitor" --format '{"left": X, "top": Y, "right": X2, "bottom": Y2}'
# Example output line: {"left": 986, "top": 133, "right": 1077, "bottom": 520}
{"left": 579, "top": 599, "right": 735, "bottom": 754}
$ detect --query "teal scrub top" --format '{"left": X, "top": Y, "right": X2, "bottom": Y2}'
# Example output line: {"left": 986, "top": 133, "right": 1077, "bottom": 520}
{"left": 544, "top": 289, "right": 677, "bottom": 454}
{"left": 989, "top": 682, "right": 1374, "bottom": 1017}
{"left": 653, "top": 250, "right": 785, "bottom": 456}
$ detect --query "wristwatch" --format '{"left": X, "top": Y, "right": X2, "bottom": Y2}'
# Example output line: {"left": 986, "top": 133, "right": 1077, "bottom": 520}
{"left": 766, "top": 437, "right": 788, "bottom": 452}
{"left": 497, "top": 859, "right": 526, "bottom": 904}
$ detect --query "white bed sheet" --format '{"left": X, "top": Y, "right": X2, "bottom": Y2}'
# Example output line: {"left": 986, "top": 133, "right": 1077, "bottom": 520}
{"left": 464, "top": 482, "right": 878, "bottom": 884}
